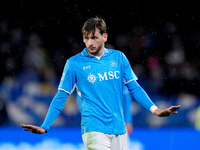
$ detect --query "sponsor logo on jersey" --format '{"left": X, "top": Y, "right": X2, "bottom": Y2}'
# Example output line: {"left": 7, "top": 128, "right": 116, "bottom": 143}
{"left": 87, "top": 71, "right": 120, "bottom": 84}
{"left": 83, "top": 66, "right": 91, "bottom": 70}
{"left": 87, "top": 73, "right": 97, "bottom": 84}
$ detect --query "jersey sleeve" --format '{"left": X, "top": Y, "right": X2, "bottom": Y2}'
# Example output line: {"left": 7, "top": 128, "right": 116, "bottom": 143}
{"left": 41, "top": 90, "right": 69, "bottom": 131}
{"left": 126, "top": 80, "right": 155, "bottom": 111}
{"left": 121, "top": 52, "right": 155, "bottom": 111}
{"left": 58, "top": 59, "right": 77, "bottom": 94}
{"left": 121, "top": 52, "right": 138, "bottom": 84}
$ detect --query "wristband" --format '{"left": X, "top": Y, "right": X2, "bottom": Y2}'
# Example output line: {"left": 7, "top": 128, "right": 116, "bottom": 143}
{"left": 150, "top": 105, "right": 158, "bottom": 114}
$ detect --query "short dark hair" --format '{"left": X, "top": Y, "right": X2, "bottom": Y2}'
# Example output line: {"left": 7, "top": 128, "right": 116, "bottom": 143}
{"left": 82, "top": 17, "right": 106, "bottom": 36}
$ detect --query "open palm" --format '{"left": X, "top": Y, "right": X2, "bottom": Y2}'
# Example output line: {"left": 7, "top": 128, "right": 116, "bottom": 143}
{"left": 154, "top": 105, "right": 181, "bottom": 117}
{"left": 21, "top": 124, "right": 46, "bottom": 134}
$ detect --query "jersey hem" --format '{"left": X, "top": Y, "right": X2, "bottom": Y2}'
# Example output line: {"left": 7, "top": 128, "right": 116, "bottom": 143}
{"left": 81, "top": 129, "right": 126, "bottom": 135}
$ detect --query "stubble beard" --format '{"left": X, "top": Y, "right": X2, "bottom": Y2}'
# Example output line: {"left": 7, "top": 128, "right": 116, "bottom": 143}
{"left": 87, "top": 43, "right": 103, "bottom": 56}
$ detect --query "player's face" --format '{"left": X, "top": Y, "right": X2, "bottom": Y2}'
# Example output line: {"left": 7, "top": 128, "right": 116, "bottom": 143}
{"left": 83, "top": 29, "right": 107, "bottom": 56}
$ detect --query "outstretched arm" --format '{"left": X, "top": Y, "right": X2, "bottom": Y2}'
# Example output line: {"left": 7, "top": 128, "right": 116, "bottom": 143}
{"left": 126, "top": 80, "right": 181, "bottom": 116}
{"left": 21, "top": 90, "right": 69, "bottom": 134}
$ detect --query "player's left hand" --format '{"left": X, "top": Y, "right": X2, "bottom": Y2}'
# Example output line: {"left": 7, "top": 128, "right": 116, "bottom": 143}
{"left": 154, "top": 105, "right": 181, "bottom": 117}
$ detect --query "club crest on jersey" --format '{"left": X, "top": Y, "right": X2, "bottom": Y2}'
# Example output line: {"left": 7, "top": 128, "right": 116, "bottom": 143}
{"left": 110, "top": 60, "right": 117, "bottom": 67}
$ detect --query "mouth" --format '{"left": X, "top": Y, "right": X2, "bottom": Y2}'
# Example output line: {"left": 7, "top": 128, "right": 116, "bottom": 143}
{"left": 89, "top": 47, "right": 96, "bottom": 51}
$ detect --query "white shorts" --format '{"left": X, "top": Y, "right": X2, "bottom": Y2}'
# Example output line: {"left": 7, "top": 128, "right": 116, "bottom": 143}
{"left": 82, "top": 131, "right": 128, "bottom": 150}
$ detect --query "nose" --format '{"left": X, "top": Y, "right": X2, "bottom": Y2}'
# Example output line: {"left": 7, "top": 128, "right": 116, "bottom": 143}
{"left": 88, "top": 39, "right": 94, "bottom": 46}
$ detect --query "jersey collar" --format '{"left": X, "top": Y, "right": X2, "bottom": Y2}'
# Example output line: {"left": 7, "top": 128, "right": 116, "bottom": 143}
{"left": 81, "top": 47, "right": 109, "bottom": 57}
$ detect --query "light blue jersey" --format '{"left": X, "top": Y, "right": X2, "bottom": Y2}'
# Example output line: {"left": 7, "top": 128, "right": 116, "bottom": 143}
{"left": 58, "top": 48, "right": 137, "bottom": 134}
{"left": 41, "top": 47, "right": 155, "bottom": 135}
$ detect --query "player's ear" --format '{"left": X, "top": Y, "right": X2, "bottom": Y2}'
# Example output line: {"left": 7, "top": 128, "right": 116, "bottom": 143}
{"left": 103, "top": 33, "right": 108, "bottom": 42}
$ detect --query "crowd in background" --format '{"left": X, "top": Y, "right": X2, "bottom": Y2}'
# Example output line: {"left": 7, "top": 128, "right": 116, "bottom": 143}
{"left": 0, "top": 1, "right": 200, "bottom": 129}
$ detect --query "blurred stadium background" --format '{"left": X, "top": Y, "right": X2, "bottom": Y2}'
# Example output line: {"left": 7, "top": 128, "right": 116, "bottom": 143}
{"left": 0, "top": 0, "right": 200, "bottom": 150}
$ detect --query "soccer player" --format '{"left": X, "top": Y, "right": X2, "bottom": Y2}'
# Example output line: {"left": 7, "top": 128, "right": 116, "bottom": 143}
{"left": 21, "top": 17, "right": 181, "bottom": 150}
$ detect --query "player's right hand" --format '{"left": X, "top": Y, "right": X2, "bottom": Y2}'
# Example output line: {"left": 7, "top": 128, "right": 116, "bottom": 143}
{"left": 21, "top": 124, "right": 47, "bottom": 134}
